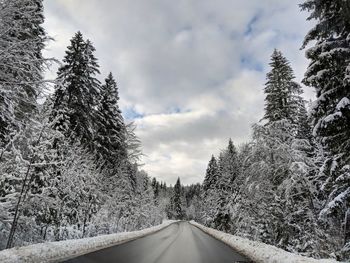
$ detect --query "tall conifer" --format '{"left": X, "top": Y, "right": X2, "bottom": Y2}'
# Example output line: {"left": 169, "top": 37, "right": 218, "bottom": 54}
{"left": 264, "top": 49, "right": 304, "bottom": 128}
{"left": 203, "top": 155, "right": 219, "bottom": 192}
{"left": 173, "top": 178, "right": 185, "bottom": 220}
{"left": 94, "top": 73, "right": 127, "bottom": 166}
{"left": 51, "top": 32, "right": 101, "bottom": 148}
{"left": 301, "top": 0, "right": 350, "bottom": 252}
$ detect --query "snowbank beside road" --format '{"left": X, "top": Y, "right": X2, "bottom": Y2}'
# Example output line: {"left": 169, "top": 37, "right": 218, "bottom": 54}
{"left": 190, "top": 221, "right": 340, "bottom": 263}
{"left": 0, "top": 220, "right": 177, "bottom": 263}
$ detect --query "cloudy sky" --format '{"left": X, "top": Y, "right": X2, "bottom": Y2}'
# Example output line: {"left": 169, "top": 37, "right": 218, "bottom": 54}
{"left": 43, "top": 0, "right": 314, "bottom": 185}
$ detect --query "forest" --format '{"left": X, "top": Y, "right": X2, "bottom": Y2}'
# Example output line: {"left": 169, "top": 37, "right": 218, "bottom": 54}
{"left": 0, "top": 0, "right": 349, "bottom": 261}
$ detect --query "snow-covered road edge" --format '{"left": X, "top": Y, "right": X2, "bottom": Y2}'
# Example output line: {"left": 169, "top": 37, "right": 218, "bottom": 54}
{"left": 190, "top": 221, "right": 340, "bottom": 263}
{"left": 0, "top": 220, "right": 177, "bottom": 263}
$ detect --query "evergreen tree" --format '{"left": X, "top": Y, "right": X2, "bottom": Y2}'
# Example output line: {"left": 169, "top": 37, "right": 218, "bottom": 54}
{"left": 151, "top": 178, "right": 157, "bottom": 189}
{"left": 212, "top": 140, "right": 239, "bottom": 232}
{"left": 94, "top": 73, "right": 127, "bottom": 166}
{"left": 223, "top": 52, "right": 321, "bottom": 254}
{"left": 297, "top": 100, "right": 312, "bottom": 141}
{"left": 0, "top": 6, "right": 167, "bottom": 250}
{"left": 301, "top": 0, "right": 350, "bottom": 255}
{"left": 202, "top": 155, "right": 219, "bottom": 225}
{"left": 223, "top": 139, "right": 239, "bottom": 183}
{"left": 203, "top": 155, "right": 219, "bottom": 192}
{"left": 51, "top": 32, "right": 101, "bottom": 148}
{"left": 153, "top": 180, "right": 160, "bottom": 202}
{"left": 263, "top": 49, "right": 304, "bottom": 128}
{"left": 172, "top": 178, "right": 185, "bottom": 220}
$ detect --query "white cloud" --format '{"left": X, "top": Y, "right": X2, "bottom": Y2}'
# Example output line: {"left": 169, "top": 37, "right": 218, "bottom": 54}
{"left": 43, "top": 0, "right": 313, "bottom": 185}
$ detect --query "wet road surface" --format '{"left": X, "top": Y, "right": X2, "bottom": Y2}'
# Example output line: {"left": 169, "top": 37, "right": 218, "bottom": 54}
{"left": 64, "top": 221, "right": 251, "bottom": 263}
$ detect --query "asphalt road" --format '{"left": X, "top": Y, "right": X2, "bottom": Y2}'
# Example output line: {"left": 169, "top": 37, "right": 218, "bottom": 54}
{"left": 64, "top": 221, "right": 251, "bottom": 263}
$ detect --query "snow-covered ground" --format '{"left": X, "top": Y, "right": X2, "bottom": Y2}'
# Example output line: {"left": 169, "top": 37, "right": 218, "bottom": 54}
{"left": 0, "top": 220, "right": 177, "bottom": 263}
{"left": 190, "top": 221, "right": 340, "bottom": 263}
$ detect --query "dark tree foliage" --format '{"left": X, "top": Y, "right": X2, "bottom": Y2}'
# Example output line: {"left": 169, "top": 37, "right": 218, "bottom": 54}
{"left": 301, "top": 0, "right": 350, "bottom": 162}
{"left": 263, "top": 49, "right": 304, "bottom": 128}
{"left": 203, "top": 155, "right": 219, "bottom": 192}
{"left": 172, "top": 178, "right": 185, "bottom": 220}
{"left": 94, "top": 73, "right": 127, "bottom": 166}
{"left": 301, "top": 0, "right": 350, "bottom": 255}
{"left": 51, "top": 32, "right": 101, "bottom": 148}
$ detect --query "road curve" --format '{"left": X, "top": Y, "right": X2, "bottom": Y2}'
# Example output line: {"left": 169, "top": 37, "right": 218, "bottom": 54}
{"left": 63, "top": 221, "right": 251, "bottom": 263}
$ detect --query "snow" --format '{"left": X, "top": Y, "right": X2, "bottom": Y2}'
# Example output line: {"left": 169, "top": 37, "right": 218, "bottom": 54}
{"left": 0, "top": 220, "right": 177, "bottom": 263}
{"left": 320, "top": 188, "right": 350, "bottom": 218}
{"left": 336, "top": 97, "right": 350, "bottom": 111}
{"left": 190, "top": 221, "right": 340, "bottom": 263}
{"left": 324, "top": 112, "right": 342, "bottom": 123}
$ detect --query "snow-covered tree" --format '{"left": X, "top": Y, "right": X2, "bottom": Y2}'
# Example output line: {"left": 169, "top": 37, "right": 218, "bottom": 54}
{"left": 171, "top": 178, "right": 185, "bottom": 220}
{"left": 51, "top": 32, "right": 101, "bottom": 149}
{"left": 203, "top": 155, "right": 219, "bottom": 193}
{"left": 125, "top": 122, "right": 142, "bottom": 163}
{"left": 212, "top": 140, "right": 239, "bottom": 232}
{"left": 0, "top": 101, "right": 63, "bottom": 248}
{"left": 0, "top": 2, "right": 168, "bottom": 251}
{"left": 230, "top": 120, "right": 321, "bottom": 254}
{"left": 301, "top": 0, "right": 350, "bottom": 256}
{"left": 297, "top": 100, "right": 312, "bottom": 141}
{"left": 0, "top": 0, "right": 56, "bottom": 249}
{"left": 221, "top": 139, "right": 240, "bottom": 184}
{"left": 94, "top": 73, "right": 127, "bottom": 167}
{"left": 263, "top": 49, "right": 304, "bottom": 129}
{"left": 202, "top": 155, "right": 218, "bottom": 226}
{"left": 0, "top": 0, "right": 50, "bottom": 147}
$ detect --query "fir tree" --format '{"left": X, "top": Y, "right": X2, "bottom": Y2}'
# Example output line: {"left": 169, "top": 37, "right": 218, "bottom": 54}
{"left": 297, "top": 100, "right": 312, "bottom": 141}
{"left": 173, "top": 178, "right": 185, "bottom": 220}
{"left": 301, "top": 0, "right": 350, "bottom": 255}
{"left": 203, "top": 155, "right": 219, "bottom": 192}
{"left": 94, "top": 73, "right": 127, "bottom": 166}
{"left": 51, "top": 32, "right": 101, "bottom": 148}
{"left": 212, "top": 141, "right": 238, "bottom": 232}
{"left": 223, "top": 139, "right": 239, "bottom": 183}
{"left": 263, "top": 49, "right": 304, "bottom": 128}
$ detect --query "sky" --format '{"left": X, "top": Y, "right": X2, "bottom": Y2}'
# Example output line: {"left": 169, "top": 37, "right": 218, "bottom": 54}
{"left": 43, "top": 0, "right": 314, "bottom": 185}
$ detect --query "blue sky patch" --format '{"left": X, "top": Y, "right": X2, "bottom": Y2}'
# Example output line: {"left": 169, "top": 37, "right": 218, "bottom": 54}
{"left": 123, "top": 107, "right": 144, "bottom": 120}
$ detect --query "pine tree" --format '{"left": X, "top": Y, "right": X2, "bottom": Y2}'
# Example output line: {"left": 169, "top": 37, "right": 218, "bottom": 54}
{"left": 301, "top": 0, "right": 350, "bottom": 255}
{"left": 263, "top": 49, "right": 303, "bottom": 128}
{"left": 94, "top": 73, "right": 127, "bottom": 166}
{"left": 297, "top": 100, "right": 312, "bottom": 141}
{"left": 211, "top": 140, "right": 239, "bottom": 232}
{"left": 225, "top": 51, "right": 321, "bottom": 253}
{"left": 223, "top": 139, "right": 239, "bottom": 183}
{"left": 203, "top": 155, "right": 219, "bottom": 192}
{"left": 202, "top": 155, "right": 219, "bottom": 226}
{"left": 173, "top": 178, "right": 185, "bottom": 220}
{"left": 51, "top": 32, "right": 101, "bottom": 149}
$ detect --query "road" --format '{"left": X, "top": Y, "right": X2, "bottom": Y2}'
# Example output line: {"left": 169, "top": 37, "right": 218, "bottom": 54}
{"left": 64, "top": 221, "right": 251, "bottom": 263}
